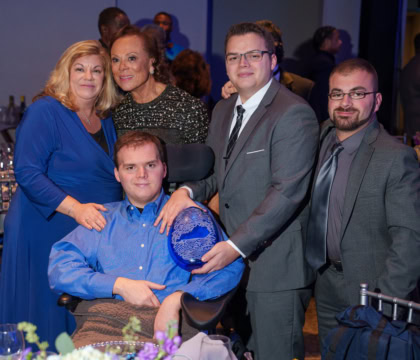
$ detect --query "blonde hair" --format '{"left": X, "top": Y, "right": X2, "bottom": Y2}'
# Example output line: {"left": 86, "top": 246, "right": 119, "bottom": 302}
{"left": 34, "top": 40, "right": 120, "bottom": 118}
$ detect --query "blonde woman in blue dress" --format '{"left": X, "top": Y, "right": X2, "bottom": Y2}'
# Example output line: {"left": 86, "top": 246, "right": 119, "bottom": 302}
{"left": 0, "top": 40, "right": 122, "bottom": 350}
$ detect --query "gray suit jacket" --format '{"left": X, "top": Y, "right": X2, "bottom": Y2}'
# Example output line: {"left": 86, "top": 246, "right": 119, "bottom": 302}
{"left": 320, "top": 119, "right": 420, "bottom": 305}
{"left": 187, "top": 80, "right": 319, "bottom": 292}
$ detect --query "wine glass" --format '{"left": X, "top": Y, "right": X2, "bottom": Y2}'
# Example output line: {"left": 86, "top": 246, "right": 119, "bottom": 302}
{"left": 0, "top": 324, "right": 25, "bottom": 359}
{"left": 199, "top": 334, "right": 236, "bottom": 360}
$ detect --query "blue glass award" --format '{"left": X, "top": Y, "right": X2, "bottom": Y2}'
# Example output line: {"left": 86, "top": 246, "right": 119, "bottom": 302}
{"left": 168, "top": 207, "right": 222, "bottom": 271}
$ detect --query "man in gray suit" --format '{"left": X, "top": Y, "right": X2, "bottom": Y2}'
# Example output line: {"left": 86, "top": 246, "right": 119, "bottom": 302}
{"left": 155, "top": 22, "right": 318, "bottom": 360}
{"left": 305, "top": 58, "right": 420, "bottom": 347}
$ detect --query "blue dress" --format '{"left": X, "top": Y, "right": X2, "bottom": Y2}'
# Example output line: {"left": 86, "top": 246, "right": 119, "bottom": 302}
{"left": 0, "top": 97, "right": 122, "bottom": 349}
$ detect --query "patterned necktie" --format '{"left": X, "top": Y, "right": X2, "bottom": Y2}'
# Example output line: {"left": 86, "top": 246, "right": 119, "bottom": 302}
{"left": 306, "top": 143, "right": 344, "bottom": 271}
{"left": 225, "top": 105, "right": 245, "bottom": 166}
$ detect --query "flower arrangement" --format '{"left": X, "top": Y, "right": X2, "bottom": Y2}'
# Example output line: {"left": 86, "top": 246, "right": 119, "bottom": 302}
{"left": 18, "top": 317, "right": 182, "bottom": 360}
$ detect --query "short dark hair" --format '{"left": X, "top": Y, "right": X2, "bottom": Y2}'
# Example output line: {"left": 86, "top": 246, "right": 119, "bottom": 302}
{"left": 255, "top": 20, "right": 284, "bottom": 63}
{"left": 98, "top": 7, "right": 127, "bottom": 35}
{"left": 312, "top": 26, "right": 336, "bottom": 51}
{"left": 114, "top": 131, "right": 165, "bottom": 168}
{"left": 110, "top": 25, "right": 170, "bottom": 84}
{"left": 224, "top": 22, "right": 275, "bottom": 55}
{"left": 330, "top": 58, "right": 378, "bottom": 90}
{"left": 154, "top": 11, "right": 172, "bottom": 23}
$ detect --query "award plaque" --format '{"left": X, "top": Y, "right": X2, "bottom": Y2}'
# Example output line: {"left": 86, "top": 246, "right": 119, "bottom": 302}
{"left": 168, "top": 207, "right": 222, "bottom": 271}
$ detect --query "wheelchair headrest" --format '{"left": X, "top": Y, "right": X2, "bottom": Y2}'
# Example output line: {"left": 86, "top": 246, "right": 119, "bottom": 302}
{"left": 165, "top": 144, "right": 214, "bottom": 183}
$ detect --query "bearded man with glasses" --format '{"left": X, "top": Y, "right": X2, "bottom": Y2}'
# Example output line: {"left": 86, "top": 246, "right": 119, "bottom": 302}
{"left": 155, "top": 22, "right": 319, "bottom": 360}
{"left": 305, "top": 58, "right": 420, "bottom": 348}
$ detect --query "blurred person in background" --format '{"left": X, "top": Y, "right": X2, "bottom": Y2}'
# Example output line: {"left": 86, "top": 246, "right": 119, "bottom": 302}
{"left": 308, "top": 25, "right": 342, "bottom": 123}
{"left": 153, "top": 11, "right": 185, "bottom": 62}
{"left": 98, "top": 7, "right": 130, "bottom": 50}
{"left": 141, "top": 23, "right": 167, "bottom": 59}
{"left": 171, "top": 49, "right": 211, "bottom": 100}
{"left": 0, "top": 40, "right": 122, "bottom": 349}
{"left": 110, "top": 25, "right": 208, "bottom": 145}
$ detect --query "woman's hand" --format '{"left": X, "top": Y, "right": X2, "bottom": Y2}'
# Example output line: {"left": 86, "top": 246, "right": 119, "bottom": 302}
{"left": 221, "top": 81, "right": 238, "bottom": 99}
{"left": 71, "top": 202, "right": 108, "bottom": 231}
{"left": 57, "top": 196, "right": 108, "bottom": 231}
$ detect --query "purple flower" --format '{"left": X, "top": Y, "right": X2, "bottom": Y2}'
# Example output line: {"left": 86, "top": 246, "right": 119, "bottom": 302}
{"left": 137, "top": 342, "right": 158, "bottom": 360}
{"left": 21, "top": 347, "right": 32, "bottom": 360}
{"left": 173, "top": 335, "right": 182, "bottom": 347}
{"left": 154, "top": 331, "right": 166, "bottom": 342}
{"left": 163, "top": 338, "right": 179, "bottom": 355}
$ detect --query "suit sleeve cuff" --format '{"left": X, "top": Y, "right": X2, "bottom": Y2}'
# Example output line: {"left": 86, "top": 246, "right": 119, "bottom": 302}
{"left": 227, "top": 239, "right": 246, "bottom": 258}
{"left": 179, "top": 186, "right": 193, "bottom": 199}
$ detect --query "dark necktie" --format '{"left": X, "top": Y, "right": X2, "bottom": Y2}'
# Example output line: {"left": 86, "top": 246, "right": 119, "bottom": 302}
{"left": 306, "top": 143, "right": 344, "bottom": 271}
{"left": 225, "top": 105, "right": 245, "bottom": 166}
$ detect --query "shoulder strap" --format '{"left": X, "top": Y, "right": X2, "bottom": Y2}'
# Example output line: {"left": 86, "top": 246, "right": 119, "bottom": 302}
{"left": 367, "top": 315, "right": 391, "bottom": 360}
{"left": 325, "top": 326, "right": 358, "bottom": 360}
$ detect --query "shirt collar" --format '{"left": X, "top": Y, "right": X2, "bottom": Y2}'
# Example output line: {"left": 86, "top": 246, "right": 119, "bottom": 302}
{"left": 335, "top": 121, "right": 372, "bottom": 155}
{"left": 235, "top": 78, "right": 273, "bottom": 110}
{"left": 124, "top": 188, "right": 166, "bottom": 220}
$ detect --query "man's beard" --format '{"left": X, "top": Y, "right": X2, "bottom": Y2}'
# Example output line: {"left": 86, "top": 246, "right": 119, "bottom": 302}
{"left": 331, "top": 101, "right": 376, "bottom": 131}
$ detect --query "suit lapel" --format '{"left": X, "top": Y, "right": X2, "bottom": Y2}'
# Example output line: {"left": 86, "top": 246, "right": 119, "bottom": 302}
{"left": 339, "top": 121, "right": 380, "bottom": 240}
{"left": 224, "top": 81, "right": 280, "bottom": 179}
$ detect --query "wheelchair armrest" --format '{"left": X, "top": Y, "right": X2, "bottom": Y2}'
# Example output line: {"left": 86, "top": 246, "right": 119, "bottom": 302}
{"left": 57, "top": 293, "right": 82, "bottom": 313}
{"left": 180, "top": 288, "right": 236, "bottom": 331}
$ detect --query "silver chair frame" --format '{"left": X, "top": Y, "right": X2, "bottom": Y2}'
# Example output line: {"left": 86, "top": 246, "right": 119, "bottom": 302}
{"left": 360, "top": 283, "right": 420, "bottom": 323}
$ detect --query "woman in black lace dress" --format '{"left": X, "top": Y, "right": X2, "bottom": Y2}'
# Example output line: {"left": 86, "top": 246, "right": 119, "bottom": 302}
{"left": 110, "top": 25, "right": 208, "bottom": 145}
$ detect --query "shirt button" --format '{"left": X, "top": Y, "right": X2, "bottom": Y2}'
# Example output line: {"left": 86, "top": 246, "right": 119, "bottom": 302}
{"left": 225, "top": 203, "right": 230, "bottom": 209}
{"left": 130, "top": 206, "right": 134, "bottom": 210}
{"left": 141, "top": 244, "right": 144, "bottom": 248}
{"left": 139, "top": 266, "right": 143, "bottom": 270}
{"left": 142, "top": 223, "right": 146, "bottom": 227}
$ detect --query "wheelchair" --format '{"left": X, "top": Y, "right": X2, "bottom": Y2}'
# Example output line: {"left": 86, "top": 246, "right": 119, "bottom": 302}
{"left": 56, "top": 143, "right": 246, "bottom": 356}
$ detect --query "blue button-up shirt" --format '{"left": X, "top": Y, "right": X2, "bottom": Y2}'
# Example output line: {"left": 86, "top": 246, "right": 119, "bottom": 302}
{"left": 48, "top": 190, "right": 244, "bottom": 303}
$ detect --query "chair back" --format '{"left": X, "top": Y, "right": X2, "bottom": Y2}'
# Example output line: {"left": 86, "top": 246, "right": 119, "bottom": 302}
{"left": 165, "top": 144, "right": 214, "bottom": 183}
{"left": 360, "top": 283, "right": 420, "bottom": 323}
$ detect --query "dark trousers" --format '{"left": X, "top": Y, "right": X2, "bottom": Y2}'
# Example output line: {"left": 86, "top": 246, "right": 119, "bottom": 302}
{"left": 243, "top": 287, "right": 312, "bottom": 360}
{"left": 314, "top": 264, "right": 351, "bottom": 349}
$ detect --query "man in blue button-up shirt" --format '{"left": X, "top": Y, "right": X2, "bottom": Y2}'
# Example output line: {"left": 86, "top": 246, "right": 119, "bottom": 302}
{"left": 48, "top": 131, "right": 244, "bottom": 337}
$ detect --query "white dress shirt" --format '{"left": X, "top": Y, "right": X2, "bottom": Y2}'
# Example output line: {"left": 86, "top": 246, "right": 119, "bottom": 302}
{"left": 230, "top": 78, "right": 273, "bottom": 137}
{"left": 184, "top": 78, "right": 274, "bottom": 258}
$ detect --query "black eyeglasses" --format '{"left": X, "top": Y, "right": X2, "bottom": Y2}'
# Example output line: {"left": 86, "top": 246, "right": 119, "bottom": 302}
{"left": 226, "top": 50, "right": 273, "bottom": 65}
{"left": 328, "top": 91, "right": 377, "bottom": 100}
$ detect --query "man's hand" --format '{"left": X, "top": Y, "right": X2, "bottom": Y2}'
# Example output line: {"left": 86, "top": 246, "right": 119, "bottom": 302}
{"left": 221, "top": 81, "right": 238, "bottom": 99}
{"left": 191, "top": 241, "right": 240, "bottom": 274}
{"left": 112, "top": 278, "right": 165, "bottom": 307}
{"left": 154, "top": 291, "right": 183, "bottom": 334}
{"left": 154, "top": 188, "right": 202, "bottom": 235}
